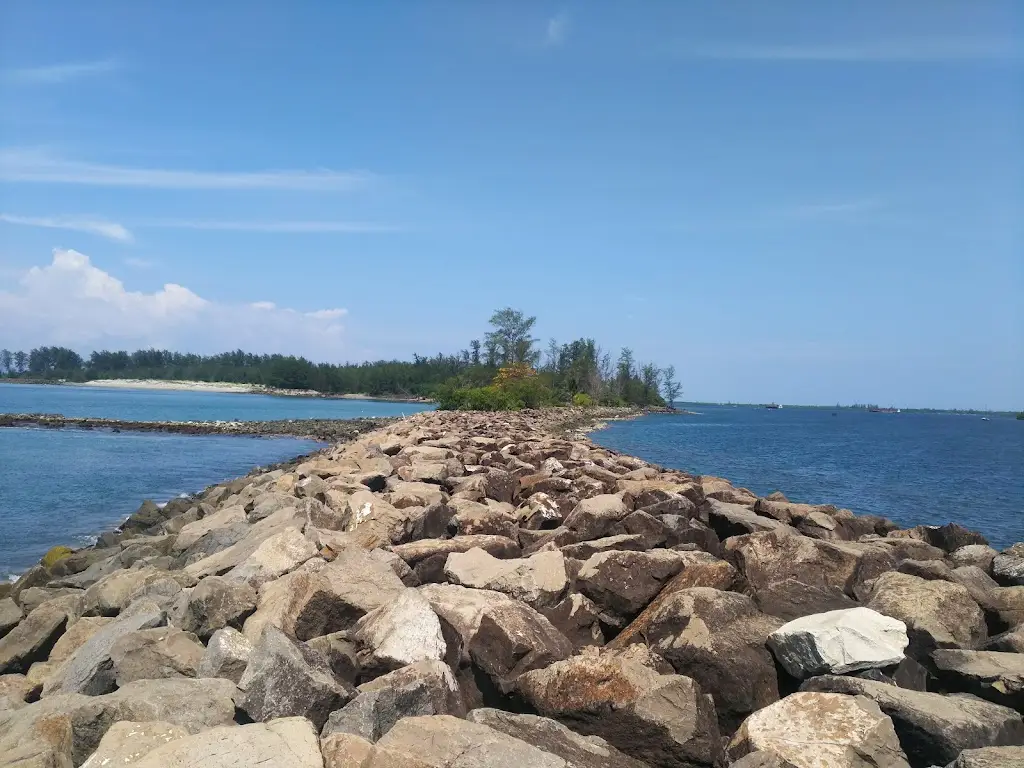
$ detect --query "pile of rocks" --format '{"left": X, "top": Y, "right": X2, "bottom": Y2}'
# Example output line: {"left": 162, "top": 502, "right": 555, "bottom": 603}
{"left": 1, "top": 408, "right": 1021, "bottom": 768}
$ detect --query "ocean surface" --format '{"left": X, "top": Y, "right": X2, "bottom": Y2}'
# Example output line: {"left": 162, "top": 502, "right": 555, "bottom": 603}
{"left": 0, "top": 384, "right": 434, "bottom": 578}
{"left": 593, "top": 405, "right": 1023, "bottom": 549}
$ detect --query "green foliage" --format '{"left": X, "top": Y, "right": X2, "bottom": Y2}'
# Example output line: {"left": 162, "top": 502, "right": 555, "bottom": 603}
{"left": 1018, "top": 412, "right": 1024, "bottom": 420}
{"left": 572, "top": 392, "right": 594, "bottom": 407}
{"left": 437, "top": 384, "right": 520, "bottom": 411}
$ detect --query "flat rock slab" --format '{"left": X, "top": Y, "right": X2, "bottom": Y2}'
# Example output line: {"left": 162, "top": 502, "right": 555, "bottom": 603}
{"left": 0, "top": 600, "right": 69, "bottom": 674}
{"left": 932, "top": 649, "right": 1024, "bottom": 711}
{"left": 81, "top": 720, "right": 189, "bottom": 767}
{"left": 767, "top": 607, "right": 909, "bottom": 679}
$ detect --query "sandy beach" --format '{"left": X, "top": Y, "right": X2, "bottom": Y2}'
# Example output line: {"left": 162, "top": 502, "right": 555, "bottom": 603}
{"left": 76, "top": 379, "right": 259, "bottom": 394}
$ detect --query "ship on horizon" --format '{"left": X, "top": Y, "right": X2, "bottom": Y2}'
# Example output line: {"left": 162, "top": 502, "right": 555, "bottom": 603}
{"left": 868, "top": 406, "right": 901, "bottom": 413}
{"left": 765, "top": 403, "right": 782, "bottom": 410}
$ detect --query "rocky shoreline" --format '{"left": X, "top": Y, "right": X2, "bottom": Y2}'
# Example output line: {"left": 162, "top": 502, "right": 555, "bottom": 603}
{"left": 1, "top": 408, "right": 1021, "bottom": 767}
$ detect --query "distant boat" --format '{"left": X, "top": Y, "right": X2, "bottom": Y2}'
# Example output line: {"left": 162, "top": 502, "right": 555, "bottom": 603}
{"left": 765, "top": 403, "right": 781, "bottom": 410}
{"left": 868, "top": 407, "right": 900, "bottom": 414}
{"left": 981, "top": 417, "right": 990, "bottom": 421}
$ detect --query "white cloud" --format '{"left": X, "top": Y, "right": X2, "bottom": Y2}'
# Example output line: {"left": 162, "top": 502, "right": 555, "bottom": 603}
{"left": 677, "top": 38, "right": 1021, "bottom": 62}
{"left": 2, "top": 59, "right": 118, "bottom": 85}
{"left": 0, "top": 249, "right": 348, "bottom": 358}
{"left": 0, "top": 148, "right": 373, "bottom": 191}
{"left": 0, "top": 213, "right": 133, "bottom": 242}
{"left": 545, "top": 12, "right": 569, "bottom": 47}
{"left": 138, "top": 219, "right": 397, "bottom": 233}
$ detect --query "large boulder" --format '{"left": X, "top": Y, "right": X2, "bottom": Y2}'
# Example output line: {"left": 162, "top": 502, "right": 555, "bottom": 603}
{"left": 240, "top": 558, "right": 328, "bottom": 642}
{"left": 727, "top": 692, "right": 910, "bottom": 768}
{"left": 352, "top": 589, "right": 446, "bottom": 677}
{"left": 196, "top": 626, "right": 252, "bottom": 683}
{"left": 171, "top": 504, "right": 246, "bottom": 552}
{"left": 467, "top": 708, "right": 649, "bottom": 768}
{"left": 767, "top": 607, "right": 909, "bottom": 679}
{"left": 132, "top": 717, "right": 323, "bottom": 768}
{"left": 178, "top": 576, "right": 256, "bottom": 640}
{"left": 444, "top": 547, "right": 569, "bottom": 608}
{"left": 932, "top": 649, "right": 1024, "bottom": 710}
{"left": 392, "top": 535, "right": 521, "bottom": 584}
{"left": 800, "top": 674, "right": 1024, "bottom": 768}
{"left": 945, "top": 746, "right": 1024, "bottom": 768}
{"left": 225, "top": 526, "right": 318, "bottom": 588}
{"left": 0, "top": 598, "right": 22, "bottom": 639}
{"left": 540, "top": 592, "right": 606, "bottom": 651}
{"left": 109, "top": 626, "right": 204, "bottom": 686}
{"left": 0, "top": 599, "right": 71, "bottom": 674}
{"left": 322, "top": 659, "right": 465, "bottom": 743}
{"left": 238, "top": 625, "right": 352, "bottom": 730}
{"left": 563, "top": 494, "right": 632, "bottom": 541}
{"left": 994, "top": 545, "right": 1024, "bottom": 587}
{"left": 866, "top": 572, "right": 987, "bottom": 660}
{"left": 517, "top": 651, "right": 722, "bottom": 767}
{"left": 576, "top": 549, "right": 688, "bottom": 624}
{"left": 81, "top": 567, "right": 191, "bottom": 617}
{"left": 80, "top": 720, "right": 188, "bottom": 768}
{"left": 615, "top": 587, "right": 782, "bottom": 731}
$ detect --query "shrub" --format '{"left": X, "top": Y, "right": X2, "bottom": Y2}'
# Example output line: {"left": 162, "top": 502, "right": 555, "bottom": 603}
{"left": 572, "top": 393, "right": 594, "bottom": 407}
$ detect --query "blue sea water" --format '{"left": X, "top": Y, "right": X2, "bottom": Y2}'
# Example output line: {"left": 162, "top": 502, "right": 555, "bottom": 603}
{"left": 592, "top": 405, "right": 1023, "bottom": 550}
{"left": 0, "top": 384, "right": 434, "bottom": 578}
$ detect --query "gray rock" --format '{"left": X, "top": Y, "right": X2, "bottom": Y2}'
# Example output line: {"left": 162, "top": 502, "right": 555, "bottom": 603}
{"left": 306, "top": 632, "right": 359, "bottom": 684}
{"left": 540, "top": 592, "right": 605, "bottom": 651}
{"left": 225, "top": 526, "right": 318, "bottom": 588}
{"left": 562, "top": 494, "right": 632, "bottom": 541}
{"left": 179, "top": 576, "right": 256, "bottom": 640}
{"left": 109, "top": 627, "right": 204, "bottom": 686}
{"left": 932, "top": 649, "right": 1024, "bottom": 711}
{"left": 993, "top": 547, "right": 1024, "bottom": 587}
{"left": 945, "top": 746, "right": 1024, "bottom": 768}
{"left": 132, "top": 717, "right": 323, "bottom": 768}
{"left": 352, "top": 589, "right": 446, "bottom": 676}
{"left": 196, "top": 626, "right": 253, "bottom": 683}
{"left": 576, "top": 549, "right": 688, "bottom": 621}
{"left": 0, "top": 600, "right": 70, "bottom": 674}
{"left": 17, "top": 587, "right": 84, "bottom": 615}
{"left": 238, "top": 625, "right": 352, "bottom": 730}
{"left": 392, "top": 535, "right": 521, "bottom": 584}
{"left": 800, "top": 674, "right": 1024, "bottom": 768}
{"left": 444, "top": 547, "right": 569, "bottom": 608}
{"left": 80, "top": 567, "right": 190, "bottom": 617}
{"left": 44, "top": 601, "right": 166, "bottom": 696}
{"left": 727, "top": 691, "right": 910, "bottom": 768}
{"left": 0, "top": 597, "right": 22, "bottom": 639}
{"left": 323, "top": 659, "right": 465, "bottom": 742}
{"left": 467, "top": 708, "right": 650, "bottom": 768}
{"left": 80, "top": 720, "right": 188, "bottom": 767}
{"left": 767, "top": 607, "right": 909, "bottom": 679}
{"left": 950, "top": 545, "right": 1000, "bottom": 572}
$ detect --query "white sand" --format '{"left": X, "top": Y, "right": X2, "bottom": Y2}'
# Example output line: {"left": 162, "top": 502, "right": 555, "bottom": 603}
{"left": 76, "top": 379, "right": 258, "bottom": 394}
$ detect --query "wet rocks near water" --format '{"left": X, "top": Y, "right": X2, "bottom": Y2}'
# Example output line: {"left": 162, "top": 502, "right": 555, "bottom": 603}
{"left": 0, "top": 407, "right": 1021, "bottom": 768}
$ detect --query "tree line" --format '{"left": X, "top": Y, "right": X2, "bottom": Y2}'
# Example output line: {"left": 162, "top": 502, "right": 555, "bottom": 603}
{"left": 0, "top": 308, "right": 682, "bottom": 408}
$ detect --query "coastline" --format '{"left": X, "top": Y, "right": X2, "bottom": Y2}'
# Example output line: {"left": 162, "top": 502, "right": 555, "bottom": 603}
{"left": 72, "top": 378, "right": 434, "bottom": 403}
{"left": 1, "top": 408, "right": 1020, "bottom": 766}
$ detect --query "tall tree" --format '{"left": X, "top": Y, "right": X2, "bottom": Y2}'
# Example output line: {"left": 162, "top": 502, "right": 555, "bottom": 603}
{"left": 469, "top": 339, "right": 481, "bottom": 366}
{"left": 0, "top": 349, "right": 11, "bottom": 376}
{"left": 617, "top": 348, "right": 635, "bottom": 385}
{"left": 639, "top": 362, "right": 661, "bottom": 405}
{"left": 545, "top": 338, "right": 560, "bottom": 372}
{"left": 661, "top": 365, "right": 682, "bottom": 406}
{"left": 13, "top": 351, "right": 28, "bottom": 374}
{"left": 485, "top": 307, "right": 538, "bottom": 366}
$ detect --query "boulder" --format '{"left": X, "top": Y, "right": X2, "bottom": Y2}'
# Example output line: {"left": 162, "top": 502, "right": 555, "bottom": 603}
{"left": 17, "top": 587, "right": 84, "bottom": 615}
{"left": 444, "top": 548, "right": 569, "bottom": 608}
{"left": 225, "top": 526, "right": 318, "bottom": 588}
{"left": 986, "top": 625, "right": 1024, "bottom": 653}
{"left": 945, "top": 746, "right": 1024, "bottom": 768}
{"left": 727, "top": 692, "right": 910, "bottom": 768}
{"left": 994, "top": 545, "right": 1024, "bottom": 587}
{"left": 866, "top": 572, "right": 987, "bottom": 660}
{"left": 562, "top": 494, "right": 632, "bottom": 541}
{"left": 171, "top": 504, "right": 246, "bottom": 552}
{"left": 0, "top": 673, "right": 31, "bottom": 711}
{"left": 446, "top": 499, "right": 518, "bottom": 538}
{"left": 320, "top": 731, "right": 434, "bottom": 768}
{"left": 178, "top": 576, "right": 256, "bottom": 640}
{"left": 241, "top": 558, "right": 328, "bottom": 642}
{"left": 386, "top": 481, "right": 446, "bottom": 509}
{"left": 800, "top": 674, "right": 1024, "bottom": 768}
{"left": 0, "top": 677, "right": 237, "bottom": 766}
{"left": 376, "top": 714, "right": 566, "bottom": 767}
{"left": 132, "top": 717, "right": 323, "bottom": 768}
{"left": 322, "top": 659, "right": 465, "bottom": 743}
{"left": 306, "top": 632, "right": 360, "bottom": 684}
{"left": 540, "top": 593, "right": 606, "bottom": 650}
{"left": 467, "top": 708, "right": 649, "bottom": 768}
{"left": 196, "top": 626, "right": 252, "bottom": 683}
{"left": 576, "top": 549, "right": 688, "bottom": 622}
{"left": 469, "top": 600, "right": 573, "bottom": 692}
{"left": 289, "top": 548, "right": 406, "bottom": 640}
{"left": 392, "top": 535, "right": 521, "bottom": 583}
{"left": 80, "top": 720, "right": 188, "bottom": 768}
{"left": 0, "top": 597, "right": 22, "bottom": 639}
{"left": 616, "top": 587, "right": 781, "bottom": 730}
{"left": 43, "top": 601, "right": 166, "bottom": 696}
{"left": 0, "top": 599, "right": 70, "bottom": 674}
{"left": 932, "top": 649, "right": 1024, "bottom": 710}
{"left": 237, "top": 625, "right": 352, "bottom": 730}
{"left": 706, "top": 500, "right": 789, "bottom": 540}
{"left": 951, "top": 545, "right": 1000, "bottom": 572}
{"left": 517, "top": 492, "right": 565, "bottom": 530}
{"left": 560, "top": 534, "right": 648, "bottom": 560}
{"left": 352, "top": 589, "right": 446, "bottom": 676}
{"left": 517, "top": 651, "right": 722, "bottom": 767}
{"left": 767, "top": 607, "right": 909, "bottom": 679}
{"left": 81, "top": 567, "right": 191, "bottom": 617}
{"left": 109, "top": 626, "right": 203, "bottom": 686}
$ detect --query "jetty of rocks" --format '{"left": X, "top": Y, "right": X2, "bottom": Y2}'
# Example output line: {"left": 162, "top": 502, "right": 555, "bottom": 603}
{"left": 1, "top": 407, "right": 1021, "bottom": 767}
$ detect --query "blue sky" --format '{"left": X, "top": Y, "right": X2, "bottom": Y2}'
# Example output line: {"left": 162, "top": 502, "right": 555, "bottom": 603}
{"left": 0, "top": 1, "right": 1020, "bottom": 409}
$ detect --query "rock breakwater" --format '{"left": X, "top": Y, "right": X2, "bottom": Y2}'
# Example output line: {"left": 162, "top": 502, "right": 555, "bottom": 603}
{"left": 0, "top": 408, "right": 1021, "bottom": 767}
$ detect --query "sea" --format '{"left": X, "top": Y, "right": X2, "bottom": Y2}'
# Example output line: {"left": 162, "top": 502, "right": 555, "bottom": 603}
{"left": 0, "top": 383, "right": 433, "bottom": 579}
{"left": 0, "top": 384, "right": 1020, "bottom": 579}
{"left": 592, "top": 405, "right": 1022, "bottom": 550}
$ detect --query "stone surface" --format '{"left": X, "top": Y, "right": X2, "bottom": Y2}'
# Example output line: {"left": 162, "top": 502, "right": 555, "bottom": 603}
{"left": 0, "top": 600, "right": 70, "bottom": 674}
{"left": 767, "top": 607, "right": 909, "bottom": 678}
{"left": 801, "top": 674, "right": 1024, "bottom": 768}
{"left": 444, "top": 547, "right": 569, "bottom": 608}
{"left": 0, "top": 597, "right": 22, "bottom": 639}
{"left": 467, "top": 708, "right": 649, "bottom": 768}
{"left": 178, "top": 575, "right": 256, "bottom": 640}
{"left": 320, "top": 731, "right": 434, "bottom": 768}
{"left": 562, "top": 494, "right": 632, "bottom": 541}
{"left": 109, "top": 626, "right": 204, "bottom": 686}
{"left": 945, "top": 746, "right": 1024, "bottom": 768}
{"left": 225, "top": 526, "right": 318, "bottom": 588}
{"left": 81, "top": 720, "right": 188, "bottom": 767}
{"left": 576, "top": 549, "right": 688, "bottom": 622}
{"left": 950, "top": 545, "right": 1000, "bottom": 572}
{"left": 932, "top": 649, "right": 1024, "bottom": 710}
{"left": 866, "top": 571, "right": 987, "bottom": 660}
{"left": 727, "top": 692, "right": 910, "bottom": 768}
{"left": 994, "top": 548, "right": 1024, "bottom": 587}
{"left": 352, "top": 589, "right": 446, "bottom": 676}
{"left": 517, "top": 651, "right": 723, "bottom": 767}
{"left": 131, "top": 717, "right": 323, "bottom": 768}
{"left": 196, "top": 626, "right": 253, "bottom": 683}
{"left": 393, "top": 535, "right": 521, "bottom": 583}
{"left": 237, "top": 625, "right": 352, "bottom": 730}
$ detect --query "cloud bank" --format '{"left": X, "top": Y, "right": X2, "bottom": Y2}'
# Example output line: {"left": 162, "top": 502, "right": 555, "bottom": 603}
{"left": 0, "top": 249, "right": 348, "bottom": 358}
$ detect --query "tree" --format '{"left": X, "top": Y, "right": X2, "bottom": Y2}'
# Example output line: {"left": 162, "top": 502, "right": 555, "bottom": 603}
{"left": 616, "top": 348, "right": 634, "bottom": 390}
{"left": 469, "top": 339, "right": 481, "bottom": 366}
{"left": 0, "top": 349, "right": 11, "bottom": 376}
{"left": 545, "top": 338, "right": 560, "bottom": 372}
{"left": 13, "top": 351, "right": 28, "bottom": 374}
{"left": 485, "top": 307, "right": 538, "bottom": 366}
{"left": 639, "top": 362, "right": 661, "bottom": 405}
{"left": 661, "top": 365, "right": 682, "bottom": 406}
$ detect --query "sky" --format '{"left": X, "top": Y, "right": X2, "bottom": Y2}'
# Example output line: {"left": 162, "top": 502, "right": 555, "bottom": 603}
{"left": 0, "top": 1, "right": 1021, "bottom": 410}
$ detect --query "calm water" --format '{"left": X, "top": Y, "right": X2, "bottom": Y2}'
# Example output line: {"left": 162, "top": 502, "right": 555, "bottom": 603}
{"left": 0, "top": 383, "right": 433, "bottom": 422}
{"left": 593, "top": 406, "right": 1023, "bottom": 549}
{"left": 0, "top": 384, "right": 434, "bottom": 578}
